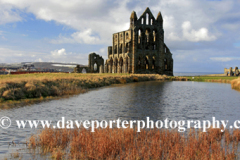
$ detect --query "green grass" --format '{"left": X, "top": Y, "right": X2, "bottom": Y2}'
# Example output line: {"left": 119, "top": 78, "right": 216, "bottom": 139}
{"left": 186, "top": 76, "right": 238, "bottom": 82}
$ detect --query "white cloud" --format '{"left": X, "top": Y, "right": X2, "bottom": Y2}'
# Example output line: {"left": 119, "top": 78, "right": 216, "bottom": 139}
{"left": 0, "top": 0, "right": 131, "bottom": 45}
{"left": 0, "top": 47, "right": 89, "bottom": 64}
{"left": 51, "top": 48, "right": 67, "bottom": 56}
{"left": 72, "top": 29, "right": 100, "bottom": 44}
{"left": 168, "top": 32, "right": 181, "bottom": 41}
{"left": 181, "top": 21, "right": 216, "bottom": 42}
{"left": 51, "top": 29, "right": 101, "bottom": 44}
{"left": 166, "top": 21, "right": 217, "bottom": 42}
{"left": 0, "top": 3, "right": 22, "bottom": 24}
{"left": 49, "top": 48, "right": 90, "bottom": 64}
{"left": 0, "top": 0, "right": 236, "bottom": 45}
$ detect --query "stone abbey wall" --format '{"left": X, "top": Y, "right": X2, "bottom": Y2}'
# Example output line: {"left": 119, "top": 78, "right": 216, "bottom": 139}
{"left": 104, "top": 7, "right": 173, "bottom": 75}
{"left": 74, "top": 8, "right": 173, "bottom": 75}
{"left": 73, "top": 52, "right": 104, "bottom": 73}
{"left": 88, "top": 53, "right": 104, "bottom": 73}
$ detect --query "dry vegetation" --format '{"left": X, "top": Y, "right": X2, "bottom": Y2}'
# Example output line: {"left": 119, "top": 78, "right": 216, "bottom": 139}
{"left": 28, "top": 127, "right": 240, "bottom": 160}
{"left": 231, "top": 78, "right": 240, "bottom": 91}
{"left": 205, "top": 79, "right": 233, "bottom": 83}
{"left": 0, "top": 73, "right": 187, "bottom": 108}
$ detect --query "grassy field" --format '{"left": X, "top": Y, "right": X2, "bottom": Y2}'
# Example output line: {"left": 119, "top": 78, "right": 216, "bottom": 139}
{"left": 186, "top": 76, "right": 238, "bottom": 83}
{"left": 0, "top": 73, "right": 187, "bottom": 108}
{"left": 0, "top": 73, "right": 129, "bottom": 83}
{"left": 187, "top": 75, "right": 240, "bottom": 92}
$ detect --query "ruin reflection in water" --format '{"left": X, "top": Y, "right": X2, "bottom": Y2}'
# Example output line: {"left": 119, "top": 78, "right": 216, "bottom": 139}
{"left": 1, "top": 81, "right": 240, "bottom": 158}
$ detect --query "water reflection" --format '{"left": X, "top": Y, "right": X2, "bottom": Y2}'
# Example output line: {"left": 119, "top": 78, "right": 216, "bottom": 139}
{"left": 0, "top": 81, "right": 240, "bottom": 158}
{"left": 107, "top": 82, "right": 166, "bottom": 120}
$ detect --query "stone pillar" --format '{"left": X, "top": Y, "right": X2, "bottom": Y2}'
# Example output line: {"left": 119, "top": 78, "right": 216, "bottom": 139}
{"left": 117, "top": 62, "right": 120, "bottom": 73}
{"left": 132, "top": 29, "right": 137, "bottom": 74}
{"left": 104, "top": 64, "right": 108, "bottom": 73}
{"left": 123, "top": 60, "right": 127, "bottom": 73}
{"left": 109, "top": 65, "right": 112, "bottom": 73}
{"left": 113, "top": 63, "right": 115, "bottom": 73}
{"left": 229, "top": 67, "right": 233, "bottom": 76}
{"left": 113, "top": 62, "right": 117, "bottom": 73}
{"left": 141, "top": 58, "right": 145, "bottom": 70}
{"left": 99, "top": 65, "right": 103, "bottom": 73}
{"left": 112, "top": 63, "right": 114, "bottom": 73}
{"left": 224, "top": 68, "right": 228, "bottom": 76}
{"left": 123, "top": 58, "right": 127, "bottom": 73}
{"left": 235, "top": 67, "right": 239, "bottom": 76}
{"left": 149, "top": 58, "right": 152, "bottom": 71}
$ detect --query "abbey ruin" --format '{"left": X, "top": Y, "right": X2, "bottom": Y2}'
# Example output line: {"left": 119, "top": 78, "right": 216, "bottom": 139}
{"left": 74, "top": 7, "right": 174, "bottom": 75}
{"left": 224, "top": 67, "right": 240, "bottom": 76}
{"left": 104, "top": 7, "right": 173, "bottom": 75}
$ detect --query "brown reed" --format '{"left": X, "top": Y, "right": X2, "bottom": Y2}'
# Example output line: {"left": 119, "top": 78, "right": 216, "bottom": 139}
{"left": 231, "top": 78, "right": 240, "bottom": 91}
{"left": 28, "top": 127, "right": 240, "bottom": 160}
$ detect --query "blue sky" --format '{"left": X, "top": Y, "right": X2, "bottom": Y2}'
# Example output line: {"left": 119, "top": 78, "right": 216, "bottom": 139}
{"left": 0, "top": 0, "right": 239, "bottom": 72}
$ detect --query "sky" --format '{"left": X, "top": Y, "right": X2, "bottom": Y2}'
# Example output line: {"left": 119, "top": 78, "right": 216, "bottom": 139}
{"left": 0, "top": 0, "right": 239, "bottom": 72}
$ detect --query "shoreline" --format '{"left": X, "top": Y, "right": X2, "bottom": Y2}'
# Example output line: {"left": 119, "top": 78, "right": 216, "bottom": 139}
{"left": 1, "top": 73, "right": 239, "bottom": 108}
{"left": 0, "top": 73, "right": 187, "bottom": 108}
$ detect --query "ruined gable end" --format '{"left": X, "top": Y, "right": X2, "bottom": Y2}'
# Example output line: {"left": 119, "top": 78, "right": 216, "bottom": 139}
{"left": 104, "top": 7, "right": 173, "bottom": 75}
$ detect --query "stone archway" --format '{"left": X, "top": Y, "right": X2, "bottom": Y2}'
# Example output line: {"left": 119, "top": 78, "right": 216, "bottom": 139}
{"left": 119, "top": 57, "right": 123, "bottom": 73}
{"left": 108, "top": 58, "right": 113, "bottom": 73}
{"left": 152, "top": 56, "right": 155, "bottom": 70}
{"left": 88, "top": 53, "right": 104, "bottom": 73}
{"left": 137, "top": 57, "right": 141, "bottom": 70}
{"left": 124, "top": 56, "right": 130, "bottom": 73}
{"left": 82, "top": 68, "right": 87, "bottom": 73}
{"left": 145, "top": 56, "right": 149, "bottom": 70}
{"left": 113, "top": 58, "right": 118, "bottom": 73}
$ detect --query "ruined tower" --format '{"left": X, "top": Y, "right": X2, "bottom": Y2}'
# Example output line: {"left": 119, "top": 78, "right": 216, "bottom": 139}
{"left": 105, "top": 7, "right": 173, "bottom": 75}
{"left": 88, "top": 52, "right": 104, "bottom": 73}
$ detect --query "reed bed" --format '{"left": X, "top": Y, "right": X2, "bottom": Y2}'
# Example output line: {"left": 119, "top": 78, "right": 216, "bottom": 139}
{"left": 0, "top": 73, "right": 187, "bottom": 107}
{"left": 28, "top": 127, "right": 240, "bottom": 160}
{"left": 205, "top": 79, "right": 232, "bottom": 83}
{"left": 231, "top": 78, "right": 240, "bottom": 91}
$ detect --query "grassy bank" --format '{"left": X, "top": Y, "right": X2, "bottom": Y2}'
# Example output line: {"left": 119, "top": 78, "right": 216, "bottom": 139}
{"left": 187, "top": 75, "right": 240, "bottom": 93}
{"left": 186, "top": 76, "right": 238, "bottom": 83}
{"left": 28, "top": 127, "right": 238, "bottom": 160}
{"left": 0, "top": 73, "right": 187, "bottom": 108}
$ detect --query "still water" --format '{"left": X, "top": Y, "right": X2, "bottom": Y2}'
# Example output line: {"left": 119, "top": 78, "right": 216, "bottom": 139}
{"left": 1, "top": 81, "right": 240, "bottom": 158}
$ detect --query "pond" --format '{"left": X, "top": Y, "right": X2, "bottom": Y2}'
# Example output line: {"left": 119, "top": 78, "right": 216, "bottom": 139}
{"left": 0, "top": 81, "right": 240, "bottom": 158}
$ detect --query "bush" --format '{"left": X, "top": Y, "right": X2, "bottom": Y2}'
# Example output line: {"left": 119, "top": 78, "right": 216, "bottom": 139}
{"left": 2, "top": 88, "right": 25, "bottom": 100}
{"left": 118, "top": 78, "right": 127, "bottom": 84}
{"left": 132, "top": 77, "right": 138, "bottom": 82}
